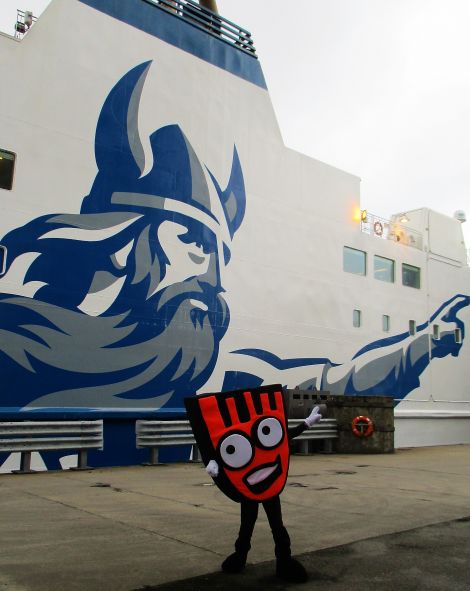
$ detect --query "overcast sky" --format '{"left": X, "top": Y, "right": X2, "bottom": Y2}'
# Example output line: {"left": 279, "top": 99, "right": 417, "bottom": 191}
{"left": 1, "top": 0, "right": 469, "bottom": 248}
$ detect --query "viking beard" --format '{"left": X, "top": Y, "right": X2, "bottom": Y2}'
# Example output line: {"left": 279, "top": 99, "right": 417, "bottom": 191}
{"left": 2, "top": 280, "right": 229, "bottom": 410}
{"left": 120, "top": 279, "right": 231, "bottom": 401}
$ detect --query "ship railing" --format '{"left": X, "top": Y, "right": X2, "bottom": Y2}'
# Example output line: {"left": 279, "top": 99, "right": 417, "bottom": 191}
{"left": 14, "top": 9, "right": 37, "bottom": 39}
{"left": 149, "top": 0, "right": 257, "bottom": 56}
{"left": 361, "top": 212, "right": 423, "bottom": 251}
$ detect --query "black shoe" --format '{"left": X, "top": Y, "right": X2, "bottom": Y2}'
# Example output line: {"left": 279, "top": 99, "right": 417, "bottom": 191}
{"left": 276, "top": 557, "right": 308, "bottom": 583}
{"left": 222, "top": 552, "right": 247, "bottom": 574}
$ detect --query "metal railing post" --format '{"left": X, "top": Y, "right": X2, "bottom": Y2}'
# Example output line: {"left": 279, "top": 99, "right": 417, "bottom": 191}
{"left": 149, "top": 446, "right": 159, "bottom": 465}
{"left": 13, "top": 451, "right": 34, "bottom": 474}
{"left": 78, "top": 449, "right": 89, "bottom": 469}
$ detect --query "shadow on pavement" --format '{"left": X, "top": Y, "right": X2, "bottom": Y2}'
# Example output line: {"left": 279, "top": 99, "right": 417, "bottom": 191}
{"left": 136, "top": 517, "right": 470, "bottom": 591}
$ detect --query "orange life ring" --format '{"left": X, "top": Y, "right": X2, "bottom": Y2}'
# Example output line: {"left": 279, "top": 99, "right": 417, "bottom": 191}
{"left": 352, "top": 415, "right": 374, "bottom": 438}
{"left": 373, "top": 221, "right": 383, "bottom": 236}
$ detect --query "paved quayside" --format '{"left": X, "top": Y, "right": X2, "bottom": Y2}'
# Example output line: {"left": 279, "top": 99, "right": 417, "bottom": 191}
{"left": 0, "top": 445, "right": 469, "bottom": 591}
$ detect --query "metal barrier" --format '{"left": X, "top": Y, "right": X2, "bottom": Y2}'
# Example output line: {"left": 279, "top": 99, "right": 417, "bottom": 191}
{"left": 360, "top": 211, "right": 423, "bottom": 251}
{"left": 151, "top": 0, "right": 257, "bottom": 56}
{"left": 288, "top": 418, "right": 338, "bottom": 454}
{"left": 136, "top": 419, "right": 338, "bottom": 464}
{"left": 0, "top": 420, "right": 104, "bottom": 473}
{"left": 136, "top": 420, "right": 199, "bottom": 465}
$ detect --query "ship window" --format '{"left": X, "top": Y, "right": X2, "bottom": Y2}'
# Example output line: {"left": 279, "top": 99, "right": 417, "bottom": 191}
{"left": 0, "top": 149, "right": 16, "bottom": 190}
{"left": 353, "top": 309, "right": 361, "bottom": 327}
{"left": 0, "top": 245, "right": 6, "bottom": 275}
{"left": 402, "top": 263, "right": 420, "bottom": 289}
{"left": 433, "top": 324, "right": 440, "bottom": 340}
{"left": 382, "top": 314, "right": 390, "bottom": 332}
{"left": 409, "top": 320, "right": 416, "bottom": 336}
{"left": 374, "top": 255, "right": 395, "bottom": 282}
{"left": 344, "top": 247, "right": 366, "bottom": 276}
{"left": 455, "top": 328, "right": 462, "bottom": 344}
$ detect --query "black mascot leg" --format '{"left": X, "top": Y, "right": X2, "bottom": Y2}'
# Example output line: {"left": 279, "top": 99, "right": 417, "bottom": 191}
{"left": 222, "top": 500, "right": 259, "bottom": 573}
{"left": 263, "top": 496, "right": 308, "bottom": 583}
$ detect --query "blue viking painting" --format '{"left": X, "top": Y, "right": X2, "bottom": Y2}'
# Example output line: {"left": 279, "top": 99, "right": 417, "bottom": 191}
{"left": 0, "top": 62, "right": 244, "bottom": 414}
{"left": 0, "top": 61, "right": 468, "bottom": 426}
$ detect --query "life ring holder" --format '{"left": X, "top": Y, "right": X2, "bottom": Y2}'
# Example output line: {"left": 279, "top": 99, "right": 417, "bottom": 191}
{"left": 351, "top": 415, "right": 374, "bottom": 438}
{"left": 373, "top": 221, "right": 383, "bottom": 236}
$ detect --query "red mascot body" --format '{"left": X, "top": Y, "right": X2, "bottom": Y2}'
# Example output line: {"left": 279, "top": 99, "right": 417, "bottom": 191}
{"left": 185, "top": 384, "right": 322, "bottom": 583}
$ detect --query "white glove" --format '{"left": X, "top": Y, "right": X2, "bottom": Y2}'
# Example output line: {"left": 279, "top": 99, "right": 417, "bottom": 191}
{"left": 206, "top": 459, "right": 219, "bottom": 478}
{"left": 305, "top": 405, "right": 322, "bottom": 428}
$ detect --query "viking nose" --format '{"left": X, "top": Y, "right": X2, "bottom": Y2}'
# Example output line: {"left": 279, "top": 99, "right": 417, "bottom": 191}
{"left": 198, "top": 252, "right": 221, "bottom": 290}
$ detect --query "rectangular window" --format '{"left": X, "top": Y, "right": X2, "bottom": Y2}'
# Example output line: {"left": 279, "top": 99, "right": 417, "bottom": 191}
{"left": 0, "top": 149, "right": 16, "bottom": 190}
{"left": 402, "top": 263, "right": 421, "bottom": 289}
{"left": 374, "top": 255, "right": 395, "bottom": 282}
{"left": 353, "top": 309, "right": 361, "bottom": 327}
{"left": 433, "top": 324, "right": 440, "bottom": 340}
{"left": 455, "top": 328, "right": 462, "bottom": 344}
{"left": 382, "top": 314, "right": 390, "bottom": 332}
{"left": 409, "top": 320, "right": 416, "bottom": 336}
{"left": 343, "top": 246, "right": 366, "bottom": 276}
{"left": 0, "top": 245, "right": 6, "bottom": 275}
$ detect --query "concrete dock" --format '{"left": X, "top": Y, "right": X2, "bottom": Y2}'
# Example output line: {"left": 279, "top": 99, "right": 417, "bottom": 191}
{"left": 1, "top": 445, "right": 469, "bottom": 591}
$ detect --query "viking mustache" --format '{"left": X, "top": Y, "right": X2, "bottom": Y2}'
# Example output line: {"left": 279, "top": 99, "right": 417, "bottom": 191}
{"left": 154, "top": 276, "right": 224, "bottom": 313}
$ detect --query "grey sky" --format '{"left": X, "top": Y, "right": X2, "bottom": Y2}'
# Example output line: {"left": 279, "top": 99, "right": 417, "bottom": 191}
{"left": 2, "top": 0, "right": 469, "bottom": 247}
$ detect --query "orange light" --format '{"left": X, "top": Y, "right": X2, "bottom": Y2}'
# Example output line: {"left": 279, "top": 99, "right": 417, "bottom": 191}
{"left": 361, "top": 209, "right": 368, "bottom": 222}
{"left": 353, "top": 208, "right": 362, "bottom": 222}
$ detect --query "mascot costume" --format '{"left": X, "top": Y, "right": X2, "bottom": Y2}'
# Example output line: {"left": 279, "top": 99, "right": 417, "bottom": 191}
{"left": 185, "top": 384, "right": 322, "bottom": 583}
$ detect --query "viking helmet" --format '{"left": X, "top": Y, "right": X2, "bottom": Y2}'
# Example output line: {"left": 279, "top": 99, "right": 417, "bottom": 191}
{"left": 81, "top": 62, "right": 246, "bottom": 250}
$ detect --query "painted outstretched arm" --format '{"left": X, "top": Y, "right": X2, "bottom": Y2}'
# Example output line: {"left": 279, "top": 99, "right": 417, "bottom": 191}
{"left": 321, "top": 295, "right": 469, "bottom": 400}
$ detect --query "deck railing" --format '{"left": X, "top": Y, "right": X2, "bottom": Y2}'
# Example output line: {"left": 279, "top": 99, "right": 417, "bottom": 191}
{"left": 361, "top": 212, "right": 423, "bottom": 251}
{"left": 15, "top": 9, "right": 37, "bottom": 38}
{"left": 149, "top": 0, "right": 257, "bottom": 56}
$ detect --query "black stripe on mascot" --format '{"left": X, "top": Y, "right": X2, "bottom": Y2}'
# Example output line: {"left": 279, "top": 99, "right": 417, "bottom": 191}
{"left": 185, "top": 384, "right": 323, "bottom": 583}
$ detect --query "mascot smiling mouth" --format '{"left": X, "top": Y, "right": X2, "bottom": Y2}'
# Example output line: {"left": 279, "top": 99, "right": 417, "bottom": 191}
{"left": 243, "top": 457, "right": 282, "bottom": 494}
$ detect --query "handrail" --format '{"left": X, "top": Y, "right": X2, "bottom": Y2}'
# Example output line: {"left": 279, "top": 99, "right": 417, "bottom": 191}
{"left": 146, "top": 0, "right": 257, "bottom": 57}
{"left": 361, "top": 211, "right": 423, "bottom": 250}
{"left": 15, "top": 9, "right": 37, "bottom": 39}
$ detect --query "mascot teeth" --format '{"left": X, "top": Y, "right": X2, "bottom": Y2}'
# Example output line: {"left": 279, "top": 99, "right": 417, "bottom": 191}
{"left": 246, "top": 464, "right": 277, "bottom": 485}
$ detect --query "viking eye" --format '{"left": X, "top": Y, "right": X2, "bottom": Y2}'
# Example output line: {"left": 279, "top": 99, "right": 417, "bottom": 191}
{"left": 219, "top": 433, "right": 253, "bottom": 469}
{"left": 257, "top": 418, "right": 283, "bottom": 448}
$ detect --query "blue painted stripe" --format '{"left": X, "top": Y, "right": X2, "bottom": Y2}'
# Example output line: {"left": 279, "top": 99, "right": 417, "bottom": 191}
{"left": 232, "top": 348, "right": 340, "bottom": 370}
{"left": 77, "top": 0, "right": 267, "bottom": 89}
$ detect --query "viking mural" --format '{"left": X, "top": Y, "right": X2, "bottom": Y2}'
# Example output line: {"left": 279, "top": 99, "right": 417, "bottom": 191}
{"left": 0, "top": 62, "right": 245, "bottom": 412}
{"left": 0, "top": 61, "right": 468, "bottom": 420}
